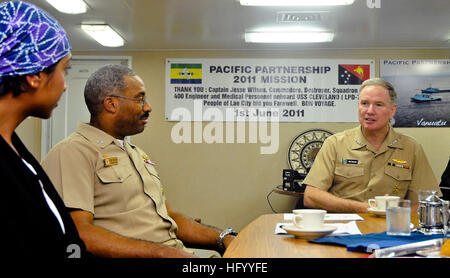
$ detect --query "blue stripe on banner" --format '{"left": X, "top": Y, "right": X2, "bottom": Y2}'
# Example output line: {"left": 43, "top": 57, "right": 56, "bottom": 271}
{"left": 170, "top": 79, "right": 202, "bottom": 84}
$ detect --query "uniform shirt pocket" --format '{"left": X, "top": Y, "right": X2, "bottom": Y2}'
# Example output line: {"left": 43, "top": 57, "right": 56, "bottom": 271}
{"left": 332, "top": 165, "right": 365, "bottom": 199}
{"left": 335, "top": 165, "right": 364, "bottom": 178}
{"left": 96, "top": 167, "right": 131, "bottom": 184}
{"left": 385, "top": 165, "right": 412, "bottom": 181}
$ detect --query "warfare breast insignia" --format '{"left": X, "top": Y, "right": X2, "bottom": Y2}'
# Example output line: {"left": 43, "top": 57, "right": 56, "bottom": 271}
{"left": 392, "top": 159, "right": 406, "bottom": 164}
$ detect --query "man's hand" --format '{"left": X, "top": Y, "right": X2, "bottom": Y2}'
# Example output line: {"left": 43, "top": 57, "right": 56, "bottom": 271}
{"left": 304, "top": 185, "right": 370, "bottom": 213}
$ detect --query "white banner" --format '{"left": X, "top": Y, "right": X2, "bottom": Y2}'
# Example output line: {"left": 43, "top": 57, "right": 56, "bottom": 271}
{"left": 165, "top": 59, "right": 374, "bottom": 122}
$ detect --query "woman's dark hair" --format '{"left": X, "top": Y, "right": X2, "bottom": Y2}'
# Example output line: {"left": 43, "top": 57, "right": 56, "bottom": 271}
{"left": 0, "top": 62, "right": 58, "bottom": 97}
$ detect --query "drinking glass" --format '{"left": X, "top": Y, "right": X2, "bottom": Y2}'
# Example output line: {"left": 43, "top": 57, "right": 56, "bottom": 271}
{"left": 386, "top": 199, "right": 411, "bottom": 236}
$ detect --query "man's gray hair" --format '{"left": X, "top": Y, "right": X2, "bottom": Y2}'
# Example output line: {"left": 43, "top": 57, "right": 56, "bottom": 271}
{"left": 84, "top": 64, "right": 136, "bottom": 118}
{"left": 359, "top": 78, "right": 397, "bottom": 105}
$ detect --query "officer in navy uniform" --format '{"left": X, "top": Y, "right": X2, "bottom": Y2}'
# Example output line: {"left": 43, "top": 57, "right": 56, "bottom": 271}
{"left": 303, "top": 78, "right": 442, "bottom": 213}
{"left": 42, "top": 65, "right": 236, "bottom": 258}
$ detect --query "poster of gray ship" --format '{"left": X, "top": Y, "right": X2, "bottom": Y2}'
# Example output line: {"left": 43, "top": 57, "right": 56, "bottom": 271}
{"left": 380, "top": 60, "right": 450, "bottom": 127}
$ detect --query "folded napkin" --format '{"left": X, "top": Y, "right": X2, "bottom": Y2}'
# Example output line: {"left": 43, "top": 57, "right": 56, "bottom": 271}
{"left": 311, "top": 231, "right": 449, "bottom": 253}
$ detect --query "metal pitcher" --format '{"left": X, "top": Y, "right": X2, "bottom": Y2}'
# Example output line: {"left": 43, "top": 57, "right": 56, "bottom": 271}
{"left": 417, "top": 190, "right": 450, "bottom": 235}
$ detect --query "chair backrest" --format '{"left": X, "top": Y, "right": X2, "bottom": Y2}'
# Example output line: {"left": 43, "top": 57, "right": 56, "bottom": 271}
{"left": 440, "top": 158, "right": 450, "bottom": 200}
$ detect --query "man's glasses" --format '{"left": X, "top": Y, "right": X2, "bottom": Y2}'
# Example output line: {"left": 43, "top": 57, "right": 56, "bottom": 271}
{"left": 108, "top": 94, "right": 147, "bottom": 108}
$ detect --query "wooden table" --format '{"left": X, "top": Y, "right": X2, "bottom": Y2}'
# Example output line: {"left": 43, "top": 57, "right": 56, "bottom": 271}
{"left": 224, "top": 213, "right": 419, "bottom": 258}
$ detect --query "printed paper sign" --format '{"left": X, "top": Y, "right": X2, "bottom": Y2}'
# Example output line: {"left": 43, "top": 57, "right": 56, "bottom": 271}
{"left": 166, "top": 59, "right": 374, "bottom": 122}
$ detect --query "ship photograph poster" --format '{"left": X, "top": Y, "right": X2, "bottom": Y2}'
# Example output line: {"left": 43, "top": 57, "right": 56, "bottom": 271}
{"left": 380, "top": 59, "right": 450, "bottom": 128}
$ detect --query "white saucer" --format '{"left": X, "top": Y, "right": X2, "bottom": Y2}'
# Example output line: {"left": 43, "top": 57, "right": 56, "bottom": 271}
{"left": 368, "top": 207, "right": 386, "bottom": 217}
{"left": 281, "top": 224, "right": 337, "bottom": 240}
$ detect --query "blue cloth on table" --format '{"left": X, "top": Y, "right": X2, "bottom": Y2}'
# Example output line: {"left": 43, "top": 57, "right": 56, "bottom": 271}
{"left": 311, "top": 231, "right": 449, "bottom": 253}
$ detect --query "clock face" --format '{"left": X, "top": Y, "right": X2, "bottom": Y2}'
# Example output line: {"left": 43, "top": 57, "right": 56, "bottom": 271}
{"left": 288, "top": 129, "right": 333, "bottom": 174}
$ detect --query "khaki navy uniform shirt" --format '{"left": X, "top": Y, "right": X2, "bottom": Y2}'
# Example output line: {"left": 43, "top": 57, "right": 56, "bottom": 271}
{"left": 41, "top": 123, "right": 186, "bottom": 250}
{"left": 303, "top": 126, "right": 441, "bottom": 203}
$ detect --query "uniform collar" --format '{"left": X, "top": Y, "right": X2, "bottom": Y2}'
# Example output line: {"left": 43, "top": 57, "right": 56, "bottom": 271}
{"left": 385, "top": 126, "right": 403, "bottom": 149}
{"left": 127, "top": 140, "right": 137, "bottom": 149}
{"left": 76, "top": 122, "right": 123, "bottom": 149}
{"left": 351, "top": 125, "right": 403, "bottom": 151}
{"left": 351, "top": 126, "right": 368, "bottom": 150}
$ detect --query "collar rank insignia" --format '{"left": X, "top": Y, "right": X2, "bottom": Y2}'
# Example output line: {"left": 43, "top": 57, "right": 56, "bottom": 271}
{"left": 389, "top": 139, "right": 399, "bottom": 147}
{"left": 354, "top": 139, "right": 363, "bottom": 145}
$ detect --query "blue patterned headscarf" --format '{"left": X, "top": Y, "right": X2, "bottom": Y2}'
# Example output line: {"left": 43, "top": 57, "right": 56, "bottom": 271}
{"left": 0, "top": 1, "right": 71, "bottom": 83}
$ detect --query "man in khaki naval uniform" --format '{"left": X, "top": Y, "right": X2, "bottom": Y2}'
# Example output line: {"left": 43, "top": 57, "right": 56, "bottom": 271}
{"left": 303, "top": 78, "right": 441, "bottom": 213}
{"left": 42, "top": 65, "right": 236, "bottom": 258}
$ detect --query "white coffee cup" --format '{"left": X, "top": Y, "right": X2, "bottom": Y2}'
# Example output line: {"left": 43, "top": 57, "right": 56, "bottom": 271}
{"left": 368, "top": 196, "right": 400, "bottom": 211}
{"left": 292, "top": 209, "right": 326, "bottom": 229}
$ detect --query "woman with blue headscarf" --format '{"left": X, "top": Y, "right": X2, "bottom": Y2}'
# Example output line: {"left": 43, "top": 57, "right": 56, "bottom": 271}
{"left": 0, "top": 1, "right": 86, "bottom": 259}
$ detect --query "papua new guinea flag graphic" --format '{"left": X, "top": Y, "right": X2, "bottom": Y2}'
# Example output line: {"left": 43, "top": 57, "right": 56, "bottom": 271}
{"left": 338, "top": 64, "right": 370, "bottom": 85}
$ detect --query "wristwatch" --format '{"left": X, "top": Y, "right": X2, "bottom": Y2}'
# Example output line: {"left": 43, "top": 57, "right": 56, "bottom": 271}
{"left": 217, "top": 228, "right": 238, "bottom": 251}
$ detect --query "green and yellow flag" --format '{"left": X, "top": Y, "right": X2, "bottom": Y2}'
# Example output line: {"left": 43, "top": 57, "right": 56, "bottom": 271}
{"left": 170, "top": 63, "right": 202, "bottom": 84}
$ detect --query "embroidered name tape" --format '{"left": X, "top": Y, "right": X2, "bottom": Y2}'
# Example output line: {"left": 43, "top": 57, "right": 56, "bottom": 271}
{"left": 342, "top": 159, "right": 359, "bottom": 165}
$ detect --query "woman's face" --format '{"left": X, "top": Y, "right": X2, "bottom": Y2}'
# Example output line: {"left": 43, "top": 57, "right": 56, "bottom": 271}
{"left": 30, "top": 54, "right": 71, "bottom": 119}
